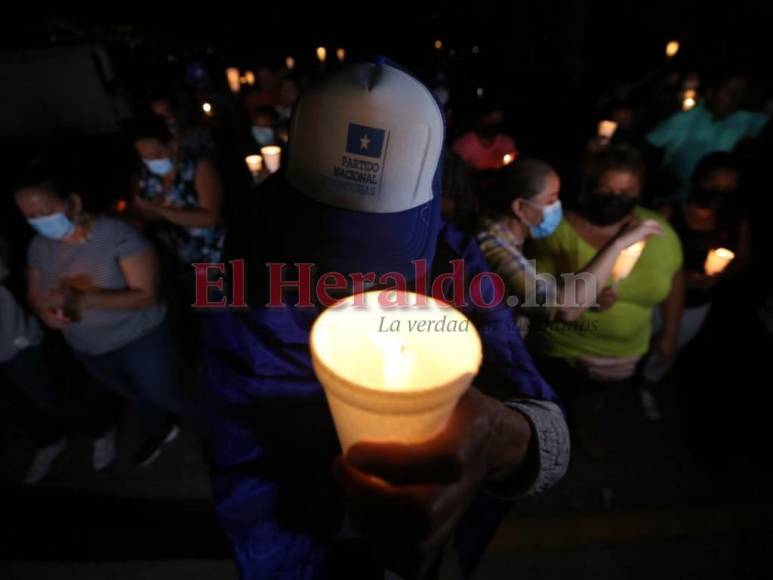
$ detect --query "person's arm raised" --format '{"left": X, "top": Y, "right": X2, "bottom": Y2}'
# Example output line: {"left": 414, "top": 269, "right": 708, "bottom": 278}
{"left": 555, "top": 218, "right": 663, "bottom": 321}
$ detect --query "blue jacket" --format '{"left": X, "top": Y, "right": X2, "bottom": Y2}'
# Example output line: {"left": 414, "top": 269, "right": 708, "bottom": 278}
{"left": 202, "top": 222, "right": 561, "bottom": 579}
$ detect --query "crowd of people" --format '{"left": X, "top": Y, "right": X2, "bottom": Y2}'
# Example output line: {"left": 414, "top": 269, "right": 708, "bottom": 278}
{"left": 1, "top": 51, "right": 771, "bottom": 578}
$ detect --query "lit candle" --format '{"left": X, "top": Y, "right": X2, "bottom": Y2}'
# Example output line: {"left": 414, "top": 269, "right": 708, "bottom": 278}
{"left": 502, "top": 153, "right": 515, "bottom": 166}
{"left": 434, "top": 39, "right": 443, "bottom": 50}
{"left": 704, "top": 248, "right": 734, "bottom": 276}
{"left": 682, "top": 95, "right": 696, "bottom": 111}
{"left": 260, "top": 146, "right": 282, "bottom": 173}
{"left": 226, "top": 67, "right": 241, "bottom": 93}
{"left": 336, "top": 48, "right": 346, "bottom": 62}
{"left": 597, "top": 119, "right": 618, "bottom": 139}
{"left": 245, "top": 154, "right": 263, "bottom": 176}
{"left": 666, "top": 40, "right": 680, "bottom": 58}
{"left": 202, "top": 102, "right": 213, "bottom": 117}
{"left": 285, "top": 56, "right": 296, "bottom": 70}
{"left": 316, "top": 46, "right": 327, "bottom": 64}
{"left": 244, "top": 70, "right": 256, "bottom": 85}
{"left": 612, "top": 241, "right": 645, "bottom": 282}
{"left": 310, "top": 290, "right": 482, "bottom": 451}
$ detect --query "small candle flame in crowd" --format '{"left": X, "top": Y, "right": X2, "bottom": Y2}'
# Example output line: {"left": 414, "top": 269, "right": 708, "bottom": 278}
{"left": 666, "top": 40, "right": 680, "bottom": 58}
{"left": 226, "top": 67, "right": 240, "bottom": 93}
{"left": 502, "top": 153, "right": 515, "bottom": 166}
{"left": 336, "top": 48, "right": 346, "bottom": 62}
{"left": 245, "top": 154, "right": 263, "bottom": 176}
{"left": 612, "top": 241, "right": 646, "bottom": 282}
{"left": 244, "top": 71, "right": 255, "bottom": 86}
{"left": 682, "top": 93, "right": 697, "bottom": 111}
{"left": 597, "top": 119, "right": 618, "bottom": 139}
{"left": 434, "top": 39, "right": 443, "bottom": 50}
{"left": 285, "top": 56, "right": 295, "bottom": 70}
{"left": 202, "top": 102, "right": 213, "bottom": 117}
{"left": 316, "top": 46, "right": 327, "bottom": 63}
{"left": 704, "top": 248, "right": 735, "bottom": 276}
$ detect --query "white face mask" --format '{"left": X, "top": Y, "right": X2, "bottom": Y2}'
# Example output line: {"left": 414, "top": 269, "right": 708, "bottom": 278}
{"left": 144, "top": 157, "right": 174, "bottom": 176}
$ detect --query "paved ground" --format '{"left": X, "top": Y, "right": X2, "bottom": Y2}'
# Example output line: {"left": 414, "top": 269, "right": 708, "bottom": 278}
{"left": 1, "top": 365, "right": 770, "bottom": 579}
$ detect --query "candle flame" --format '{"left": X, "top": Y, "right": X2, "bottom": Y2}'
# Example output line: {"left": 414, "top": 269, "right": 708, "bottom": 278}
{"left": 336, "top": 48, "right": 346, "bottom": 62}
{"left": 502, "top": 153, "right": 514, "bottom": 166}
{"left": 434, "top": 39, "right": 443, "bottom": 50}
{"left": 285, "top": 56, "right": 295, "bottom": 70}
{"left": 666, "top": 40, "right": 680, "bottom": 58}
{"left": 370, "top": 333, "right": 413, "bottom": 390}
{"left": 316, "top": 46, "right": 327, "bottom": 63}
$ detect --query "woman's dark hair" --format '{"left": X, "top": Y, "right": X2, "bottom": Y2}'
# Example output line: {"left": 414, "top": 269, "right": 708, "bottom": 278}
{"left": 478, "top": 158, "right": 556, "bottom": 218}
{"left": 253, "top": 105, "right": 280, "bottom": 124}
{"left": 12, "top": 163, "right": 72, "bottom": 202}
{"left": 691, "top": 151, "right": 739, "bottom": 186}
{"left": 582, "top": 145, "right": 646, "bottom": 194}
{"left": 130, "top": 113, "right": 174, "bottom": 144}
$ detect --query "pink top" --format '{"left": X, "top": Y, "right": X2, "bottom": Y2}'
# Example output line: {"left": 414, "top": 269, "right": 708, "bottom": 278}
{"left": 452, "top": 132, "right": 518, "bottom": 171}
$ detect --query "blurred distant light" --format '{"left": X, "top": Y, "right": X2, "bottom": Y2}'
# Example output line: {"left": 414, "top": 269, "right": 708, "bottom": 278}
{"left": 682, "top": 96, "right": 696, "bottom": 111}
{"left": 502, "top": 153, "right": 514, "bottom": 166}
{"left": 476, "top": 87, "right": 484, "bottom": 97}
{"left": 317, "top": 46, "right": 327, "bottom": 63}
{"left": 597, "top": 120, "right": 618, "bottom": 139}
{"left": 115, "top": 199, "right": 128, "bottom": 213}
{"left": 226, "top": 67, "right": 240, "bottom": 93}
{"left": 434, "top": 39, "right": 443, "bottom": 50}
{"left": 244, "top": 71, "right": 256, "bottom": 85}
{"left": 666, "top": 40, "right": 680, "bottom": 58}
{"left": 472, "top": 45, "right": 480, "bottom": 54}
{"left": 286, "top": 56, "right": 296, "bottom": 70}
{"left": 683, "top": 89, "right": 697, "bottom": 100}
{"left": 202, "top": 102, "right": 214, "bottom": 116}
{"left": 337, "top": 48, "right": 346, "bottom": 62}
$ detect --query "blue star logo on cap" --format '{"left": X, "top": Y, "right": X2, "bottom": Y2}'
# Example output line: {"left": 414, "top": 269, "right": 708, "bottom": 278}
{"left": 346, "top": 123, "right": 386, "bottom": 159}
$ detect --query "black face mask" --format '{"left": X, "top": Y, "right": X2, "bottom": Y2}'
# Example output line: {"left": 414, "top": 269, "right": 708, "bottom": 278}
{"left": 476, "top": 123, "right": 501, "bottom": 139}
{"left": 688, "top": 187, "right": 731, "bottom": 210}
{"left": 581, "top": 193, "right": 637, "bottom": 226}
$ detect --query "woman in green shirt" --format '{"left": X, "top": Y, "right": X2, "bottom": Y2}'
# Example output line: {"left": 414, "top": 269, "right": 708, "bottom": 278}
{"left": 529, "top": 147, "right": 684, "bottom": 456}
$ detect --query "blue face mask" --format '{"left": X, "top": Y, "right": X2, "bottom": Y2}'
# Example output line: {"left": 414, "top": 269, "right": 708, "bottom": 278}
{"left": 252, "top": 126, "right": 276, "bottom": 146}
{"left": 28, "top": 212, "right": 76, "bottom": 241}
{"left": 144, "top": 157, "right": 174, "bottom": 176}
{"left": 526, "top": 200, "right": 563, "bottom": 239}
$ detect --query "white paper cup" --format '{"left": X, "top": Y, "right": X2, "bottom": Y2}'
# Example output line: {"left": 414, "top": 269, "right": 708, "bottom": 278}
{"left": 310, "top": 290, "right": 482, "bottom": 452}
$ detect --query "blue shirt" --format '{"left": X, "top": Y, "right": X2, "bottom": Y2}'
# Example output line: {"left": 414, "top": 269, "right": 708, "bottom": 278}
{"left": 646, "top": 103, "right": 768, "bottom": 198}
{"left": 201, "top": 222, "right": 560, "bottom": 579}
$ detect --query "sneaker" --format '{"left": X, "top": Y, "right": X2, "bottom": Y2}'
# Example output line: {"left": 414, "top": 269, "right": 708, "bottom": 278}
{"left": 92, "top": 428, "right": 117, "bottom": 471}
{"left": 135, "top": 424, "right": 179, "bottom": 468}
{"left": 639, "top": 387, "right": 663, "bottom": 422}
{"left": 24, "top": 438, "right": 69, "bottom": 484}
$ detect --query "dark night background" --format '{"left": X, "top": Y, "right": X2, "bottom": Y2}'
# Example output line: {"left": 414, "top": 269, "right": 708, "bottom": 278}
{"left": 1, "top": 3, "right": 772, "bottom": 579}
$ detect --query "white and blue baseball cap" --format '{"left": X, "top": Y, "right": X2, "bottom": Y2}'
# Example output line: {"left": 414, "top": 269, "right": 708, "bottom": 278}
{"left": 265, "top": 57, "right": 445, "bottom": 281}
